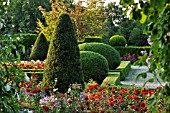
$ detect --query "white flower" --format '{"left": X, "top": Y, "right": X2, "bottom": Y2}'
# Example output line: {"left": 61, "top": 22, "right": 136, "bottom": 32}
{"left": 5, "top": 83, "right": 11, "bottom": 91}
{"left": 24, "top": 73, "right": 30, "bottom": 82}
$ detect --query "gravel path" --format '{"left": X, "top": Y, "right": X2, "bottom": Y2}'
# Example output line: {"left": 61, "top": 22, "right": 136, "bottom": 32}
{"left": 121, "top": 66, "right": 167, "bottom": 88}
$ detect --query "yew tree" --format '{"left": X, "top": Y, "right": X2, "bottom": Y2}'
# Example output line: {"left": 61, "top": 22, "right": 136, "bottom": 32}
{"left": 43, "top": 13, "right": 83, "bottom": 93}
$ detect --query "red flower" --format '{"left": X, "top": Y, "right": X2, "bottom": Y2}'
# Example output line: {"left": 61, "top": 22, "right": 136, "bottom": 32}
{"left": 88, "top": 85, "right": 94, "bottom": 91}
{"left": 121, "top": 88, "right": 128, "bottom": 92}
{"left": 109, "top": 101, "right": 114, "bottom": 106}
{"left": 131, "top": 105, "right": 137, "bottom": 110}
{"left": 108, "top": 97, "right": 113, "bottom": 101}
{"left": 98, "top": 86, "right": 106, "bottom": 91}
{"left": 134, "top": 89, "right": 141, "bottom": 95}
{"left": 29, "top": 93, "right": 33, "bottom": 96}
{"left": 140, "top": 101, "right": 146, "bottom": 108}
{"left": 100, "top": 109, "right": 105, "bottom": 113}
{"left": 32, "top": 88, "right": 41, "bottom": 93}
{"left": 84, "top": 95, "right": 88, "bottom": 100}
{"left": 44, "top": 87, "right": 48, "bottom": 92}
{"left": 156, "top": 86, "right": 163, "bottom": 90}
{"left": 61, "top": 94, "right": 65, "bottom": 97}
{"left": 68, "top": 99, "right": 72, "bottom": 103}
{"left": 91, "top": 111, "right": 96, "bottom": 113}
{"left": 128, "top": 95, "right": 139, "bottom": 100}
{"left": 26, "top": 88, "right": 31, "bottom": 92}
{"left": 43, "top": 106, "right": 49, "bottom": 112}
{"left": 19, "top": 83, "right": 23, "bottom": 88}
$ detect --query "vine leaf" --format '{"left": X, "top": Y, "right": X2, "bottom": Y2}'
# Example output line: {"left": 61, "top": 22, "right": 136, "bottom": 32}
{"left": 135, "top": 72, "right": 147, "bottom": 82}
{"left": 142, "top": 78, "right": 155, "bottom": 87}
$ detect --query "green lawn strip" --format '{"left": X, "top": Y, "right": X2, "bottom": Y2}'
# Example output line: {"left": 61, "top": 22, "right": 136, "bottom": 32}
{"left": 101, "top": 72, "right": 121, "bottom": 86}
{"left": 23, "top": 69, "right": 44, "bottom": 72}
{"left": 110, "top": 61, "right": 131, "bottom": 81}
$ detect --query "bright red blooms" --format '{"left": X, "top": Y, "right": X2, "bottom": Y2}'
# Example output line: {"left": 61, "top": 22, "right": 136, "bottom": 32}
{"left": 43, "top": 106, "right": 49, "bottom": 112}
{"left": 32, "top": 88, "right": 41, "bottom": 93}
{"left": 128, "top": 95, "right": 139, "bottom": 100}
{"left": 88, "top": 83, "right": 99, "bottom": 90}
{"left": 131, "top": 105, "right": 137, "bottom": 110}
{"left": 26, "top": 88, "right": 31, "bottom": 92}
{"left": 140, "top": 101, "right": 146, "bottom": 108}
{"left": 44, "top": 87, "right": 48, "bottom": 92}
{"left": 121, "top": 88, "right": 128, "bottom": 92}
{"left": 109, "top": 101, "right": 114, "bottom": 106}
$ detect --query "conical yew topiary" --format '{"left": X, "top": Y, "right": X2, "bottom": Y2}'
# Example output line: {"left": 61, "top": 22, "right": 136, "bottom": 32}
{"left": 29, "top": 33, "right": 48, "bottom": 61}
{"left": 43, "top": 13, "right": 84, "bottom": 93}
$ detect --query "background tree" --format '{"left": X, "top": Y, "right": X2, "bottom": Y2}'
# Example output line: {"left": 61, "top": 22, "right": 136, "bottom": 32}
{"left": 43, "top": 13, "right": 83, "bottom": 93}
{"left": 103, "top": 2, "right": 148, "bottom": 46}
{"left": 37, "top": 0, "right": 107, "bottom": 40}
{"left": 1, "top": 0, "right": 51, "bottom": 34}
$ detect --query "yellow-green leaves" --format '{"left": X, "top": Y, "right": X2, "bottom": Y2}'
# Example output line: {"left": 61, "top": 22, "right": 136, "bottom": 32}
{"left": 140, "top": 11, "right": 147, "bottom": 24}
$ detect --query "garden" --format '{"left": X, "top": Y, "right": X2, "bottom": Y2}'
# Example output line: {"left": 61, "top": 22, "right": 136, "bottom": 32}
{"left": 0, "top": 0, "right": 170, "bottom": 113}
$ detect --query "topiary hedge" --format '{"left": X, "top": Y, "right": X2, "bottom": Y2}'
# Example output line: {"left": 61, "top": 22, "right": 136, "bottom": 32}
{"left": 43, "top": 13, "right": 84, "bottom": 93}
{"left": 79, "top": 43, "right": 121, "bottom": 70}
{"left": 29, "top": 33, "right": 48, "bottom": 61}
{"left": 109, "top": 35, "right": 127, "bottom": 46}
{"left": 80, "top": 51, "right": 109, "bottom": 84}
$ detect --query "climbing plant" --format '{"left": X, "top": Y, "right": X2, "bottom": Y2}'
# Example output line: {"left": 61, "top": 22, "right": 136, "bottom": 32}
{"left": 120, "top": 0, "right": 170, "bottom": 112}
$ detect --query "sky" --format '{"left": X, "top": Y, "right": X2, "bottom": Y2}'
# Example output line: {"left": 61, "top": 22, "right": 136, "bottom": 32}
{"left": 74, "top": 0, "right": 120, "bottom": 6}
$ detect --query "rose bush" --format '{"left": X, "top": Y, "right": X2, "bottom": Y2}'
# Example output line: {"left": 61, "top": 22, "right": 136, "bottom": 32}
{"left": 18, "top": 75, "right": 169, "bottom": 112}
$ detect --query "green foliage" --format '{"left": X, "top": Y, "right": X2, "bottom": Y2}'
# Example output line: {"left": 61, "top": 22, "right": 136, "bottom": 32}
{"left": 43, "top": 13, "right": 83, "bottom": 93}
{"left": 109, "top": 35, "right": 127, "bottom": 46}
{"left": 0, "top": 34, "right": 25, "bottom": 112}
{"left": 83, "top": 35, "right": 102, "bottom": 43}
{"left": 1, "top": 0, "right": 51, "bottom": 34}
{"left": 13, "top": 34, "right": 37, "bottom": 60}
{"left": 80, "top": 51, "right": 109, "bottom": 84}
{"left": 29, "top": 33, "right": 49, "bottom": 61}
{"left": 79, "top": 43, "right": 121, "bottom": 70}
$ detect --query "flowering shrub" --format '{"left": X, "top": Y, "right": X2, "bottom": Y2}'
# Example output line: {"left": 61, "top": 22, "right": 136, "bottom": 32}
{"left": 120, "top": 53, "right": 139, "bottom": 63}
{"left": 18, "top": 76, "right": 169, "bottom": 112}
{"left": 17, "top": 60, "right": 45, "bottom": 69}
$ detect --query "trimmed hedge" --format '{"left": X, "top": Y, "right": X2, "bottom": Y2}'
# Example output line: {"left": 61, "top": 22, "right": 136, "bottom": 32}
{"left": 110, "top": 61, "right": 131, "bottom": 80}
{"left": 115, "top": 46, "right": 151, "bottom": 56}
{"left": 101, "top": 72, "right": 121, "bottom": 86}
{"left": 79, "top": 43, "right": 121, "bottom": 70}
{"left": 29, "top": 33, "right": 48, "bottom": 61}
{"left": 80, "top": 51, "right": 109, "bottom": 84}
{"left": 84, "top": 38, "right": 102, "bottom": 43}
{"left": 43, "top": 13, "right": 83, "bottom": 93}
{"left": 109, "top": 35, "right": 127, "bottom": 46}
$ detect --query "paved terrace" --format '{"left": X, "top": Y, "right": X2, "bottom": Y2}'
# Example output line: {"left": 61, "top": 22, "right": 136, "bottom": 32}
{"left": 121, "top": 66, "right": 168, "bottom": 88}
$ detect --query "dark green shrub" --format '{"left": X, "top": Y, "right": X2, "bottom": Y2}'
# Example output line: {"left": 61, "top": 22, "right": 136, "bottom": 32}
{"left": 80, "top": 51, "right": 109, "bottom": 84}
{"left": 79, "top": 43, "right": 121, "bottom": 70}
{"left": 13, "top": 33, "right": 37, "bottom": 60}
{"left": 84, "top": 35, "right": 102, "bottom": 43}
{"left": 29, "top": 33, "right": 49, "bottom": 61}
{"left": 43, "top": 13, "right": 84, "bottom": 93}
{"left": 109, "top": 35, "right": 127, "bottom": 46}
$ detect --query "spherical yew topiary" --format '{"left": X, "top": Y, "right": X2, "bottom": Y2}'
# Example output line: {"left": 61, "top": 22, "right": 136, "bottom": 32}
{"left": 29, "top": 33, "right": 48, "bottom": 61}
{"left": 80, "top": 51, "right": 109, "bottom": 84}
{"left": 79, "top": 43, "right": 121, "bottom": 70}
{"left": 109, "top": 35, "right": 127, "bottom": 46}
{"left": 43, "top": 13, "right": 84, "bottom": 93}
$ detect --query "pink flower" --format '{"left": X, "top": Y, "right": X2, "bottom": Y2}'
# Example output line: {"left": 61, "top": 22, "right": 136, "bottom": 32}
{"left": 147, "top": 36, "right": 153, "bottom": 45}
